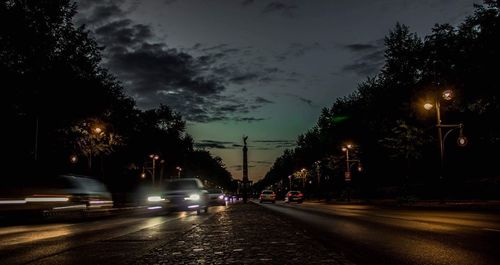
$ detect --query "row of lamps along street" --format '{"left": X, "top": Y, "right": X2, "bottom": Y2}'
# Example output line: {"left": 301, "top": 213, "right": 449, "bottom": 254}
{"left": 141, "top": 154, "right": 183, "bottom": 186}
{"left": 284, "top": 87, "right": 466, "bottom": 198}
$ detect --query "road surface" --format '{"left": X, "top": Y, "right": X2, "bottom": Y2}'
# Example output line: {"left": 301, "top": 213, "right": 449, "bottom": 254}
{"left": 0, "top": 207, "right": 226, "bottom": 265}
{"left": 257, "top": 201, "right": 500, "bottom": 265}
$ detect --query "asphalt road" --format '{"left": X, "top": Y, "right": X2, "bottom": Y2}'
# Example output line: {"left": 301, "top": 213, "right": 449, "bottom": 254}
{"left": 257, "top": 201, "right": 500, "bottom": 265}
{"left": 0, "top": 206, "right": 226, "bottom": 265}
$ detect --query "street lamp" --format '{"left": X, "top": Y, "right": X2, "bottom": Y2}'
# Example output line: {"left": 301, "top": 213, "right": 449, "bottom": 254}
{"left": 342, "top": 144, "right": 362, "bottom": 202}
{"left": 149, "top": 154, "right": 160, "bottom": 185}
{"left": 89, "top": 126, "right": 104, "bottom": 170}
{"left": 70, "top": 155, "right": 78, "bottom": 164}
{"left": 342, "top": 144, "right": 360, "bottom": 181}
{"left": 423, "top": 89, "right": 467, "bottom": 178}
{"left": 176, "top": 166, "right": 182, "bottom": 179}
{"left": 288, "top": 175, "right": 292, "bottom": 190}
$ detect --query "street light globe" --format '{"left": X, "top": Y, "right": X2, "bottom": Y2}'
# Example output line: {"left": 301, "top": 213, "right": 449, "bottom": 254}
{"left": 94, "top": 127, "right": 102, "bottom": 134}
{"left": 342, "top": 147, "right": 347, "bottom": 152}
{"left": 457, "top": 136, "right": 468, "bottom": 147}
{"left": 424, "top": 102, "right": 434, "bottom": 111}
{"left": 347, "top": 144, "right": 353, "bottom": 149}
{"left": 442, "top": 90, "right": 453, "bottom": 101}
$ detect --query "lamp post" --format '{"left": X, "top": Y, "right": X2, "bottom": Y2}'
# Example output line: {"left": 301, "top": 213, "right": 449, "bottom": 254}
{"left": 424, "top": 89, "right": 467, "bottom": 182}
{"left": 88, "top": 126, "right": 103, "bottom": 171}
{"left": 149, "top": 154, "right": 160, "bottom": 185}
{"left": 342, "top": 144, "right": 362, "bottom": 202}
{"left": 176, "top": 166, "right": 182, "bottom": 179}
{"left": 300, "top": 168, "right": 307, "bottom": 189}
{"left": 288, "top": 175, "right": 292, "bottom": 190}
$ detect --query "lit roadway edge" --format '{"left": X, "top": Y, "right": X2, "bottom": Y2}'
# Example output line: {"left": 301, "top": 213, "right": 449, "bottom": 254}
{"left": 0, "top": 206, "right": 226, "bottom": 265}
{"left": 253, "top": 200, "right": 500, "bottom": 265}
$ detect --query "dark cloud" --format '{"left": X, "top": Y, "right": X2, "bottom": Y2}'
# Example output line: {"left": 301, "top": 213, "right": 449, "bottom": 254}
{"left": 251, "top": 160, "right": 273, "bottom": 165}
{"left": 253, "top": 139, "right": 296, "bottom": 148}
{"left": 276, "top": 42, "right": 322, "bottom": 61}
{"left": 188, "top": 43, "right": 280, "bottom": 86}
{"left": 263, "top": 2, "right": 298, "bottom": 16}
{"left": 234, "top": 117, "right": 266, "bottom": 122}
{"left": 195, "top": 140, "right": 237, "bottom": 149}
{"left": 210, "top": 64, "right": 279, "bottom": 85}
{"left": 76, "top": 1, "right": 273, "bottom": 123}
{"left": 201, "top": 44, "right": 229, "bottom": 52}
{"left": 255, "top": 97, "right": 274, "bottom": 104}
{"left": 75, "top": 0, "right": 132, "bottom": 25}
{"left": 344, "top": 43, "right": 378, "bottom": 52}
{"left": 297, "top": 96, "right": 312, "bottom": 106}
{"left": 341, "top": 40, "right": 385, "bottom": 76}
{"left": 229, "top": 73, "right": 260, "bottom": 84}
{"left": 281, "top": 93, "right": 315, "bottom": 107}
{"left": 342, "top": 61, "right": 383, "bottom": 76}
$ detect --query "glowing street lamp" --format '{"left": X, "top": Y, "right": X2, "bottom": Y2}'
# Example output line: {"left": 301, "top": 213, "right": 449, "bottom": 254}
{"left": 150, "top": 154, "right": 160, "bottom": 185}
{"left": 176, "top": 166, "right": 182, "bottom": 178}
{"left": 423, "top": 88, "right": 466, "bottom": 180}
{"left": 342, "top": 144, "right": 361, "bottom": 182}
{"left": 89, "top": 126, "right": 104, "bottom": 170}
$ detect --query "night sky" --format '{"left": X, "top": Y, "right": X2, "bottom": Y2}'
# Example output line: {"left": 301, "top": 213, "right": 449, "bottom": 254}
{"left": 75, "top": 0, "right": 478, "bottom": 181}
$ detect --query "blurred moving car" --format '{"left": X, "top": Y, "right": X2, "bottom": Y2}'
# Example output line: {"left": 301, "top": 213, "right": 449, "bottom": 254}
{"left": 147, "top": 178, "right": 209, "bottom": 214}
{"left": 284, "top": 190, "right": 304, "bottom": 203}
{"left": 207, "top": 188, "right": 226, "bottom": 206}
{"left": 259, "top": 190, "right": 276, "bottom": 203}
{"left": 0, "top": 174, "right": 113, "bottom": 216}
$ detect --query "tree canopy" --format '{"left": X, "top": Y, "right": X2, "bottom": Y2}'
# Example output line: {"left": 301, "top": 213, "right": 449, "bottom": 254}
{"left": 255, "top": 1, "right": 500, "bottom": 200}
{"left": 1, "top": 0, "right": 234, "bottom": 193}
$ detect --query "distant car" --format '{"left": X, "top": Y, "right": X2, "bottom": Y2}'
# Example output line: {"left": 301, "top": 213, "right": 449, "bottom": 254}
{"left": 0, "top": 174, "right": 113, "bottom": 216}
{"left": 207, "top": 188, "right": 226, "bottom": 206}
{"left": 259, "top": 190, "right": 276, "bottom": 203}
{"left": 285, "top": 191, "right": 303, "bottom": 203}
{"left": 147, "top": 178, "right": 209, "bottom": 214}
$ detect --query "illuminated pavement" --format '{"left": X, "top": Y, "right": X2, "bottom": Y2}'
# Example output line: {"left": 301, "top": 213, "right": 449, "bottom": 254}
{"left": 3, "top": 200, "right": 498, "bottom": 265}
{"left": 133, "top": 202, "right": 349, "bottom": 265}
{"left": 258, "top": 201, "right": 500, "bottom": 265}
{"left": 0, "top": 203, "right": 349, "bottom": 265}
{"left": 0, "top": 207, "right": 225, "bottom": 265}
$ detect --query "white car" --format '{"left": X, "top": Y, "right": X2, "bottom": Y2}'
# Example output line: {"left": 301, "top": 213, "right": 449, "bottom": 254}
{"left": 259, "top": 190, "right": 276, "bottom": 203}
{"left": 147, "top": 178, "right": 209, "bottom": 214}
{"left": 207, "top": 188, "right": 226, "bottom": 206}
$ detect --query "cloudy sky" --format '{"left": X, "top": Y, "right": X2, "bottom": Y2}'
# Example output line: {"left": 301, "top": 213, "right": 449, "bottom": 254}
{"left": 75, "top": 0, "right": 478, "bottom": 181}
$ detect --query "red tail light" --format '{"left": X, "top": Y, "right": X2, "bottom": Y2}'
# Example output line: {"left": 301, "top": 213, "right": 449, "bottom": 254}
{"left": 298, "top": 193, "right": 304, "bottom": 197}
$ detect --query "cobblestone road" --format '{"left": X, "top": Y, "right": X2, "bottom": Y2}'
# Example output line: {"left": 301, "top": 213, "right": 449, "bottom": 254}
{"left": 133, "top": 202, "right": 351, "bottom": 264}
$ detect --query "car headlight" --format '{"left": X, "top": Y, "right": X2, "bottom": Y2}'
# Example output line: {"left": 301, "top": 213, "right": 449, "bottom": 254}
{"left": 184, "top": 194, "right": 200, "bottom": 201}
{"left": 147, "top": 196, "right": 165, "bottom": 202}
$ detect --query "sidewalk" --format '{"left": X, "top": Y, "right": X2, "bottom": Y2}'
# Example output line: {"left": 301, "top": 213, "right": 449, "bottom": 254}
{"left": 132, "top": 202, "right": 351, "bottom": 265}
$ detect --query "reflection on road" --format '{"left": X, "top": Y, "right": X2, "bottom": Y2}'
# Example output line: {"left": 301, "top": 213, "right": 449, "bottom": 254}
{"left": 0, "top": 206, "right": 227, "bottom": 265}
{"left": 258, "top": 201, "right": 500, "bottom": 265}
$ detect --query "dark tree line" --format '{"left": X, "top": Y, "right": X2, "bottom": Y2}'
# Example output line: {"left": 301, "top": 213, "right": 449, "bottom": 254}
{"left": 256, "top": 1, "right": 500, "bottom": 200}
{"left": 1, "top": 0, "right": 234, "bottom": 194}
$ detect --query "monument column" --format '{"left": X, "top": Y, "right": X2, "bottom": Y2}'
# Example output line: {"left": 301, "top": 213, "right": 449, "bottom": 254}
{"left": 242, "top": 136, "right": 248, "bottom": 203}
